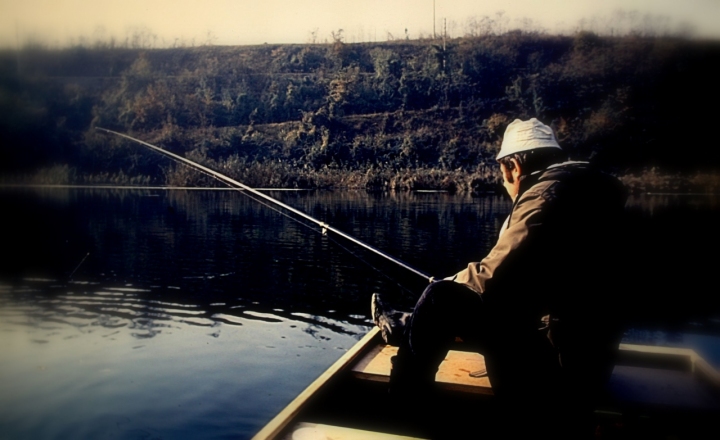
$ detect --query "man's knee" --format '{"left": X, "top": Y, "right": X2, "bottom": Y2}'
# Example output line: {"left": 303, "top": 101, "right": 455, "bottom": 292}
{"left": 408, "top": 280, "right": 486, "bottom": 350}
{"left": 416, "top": 280, "right": 480, "bottom": 310}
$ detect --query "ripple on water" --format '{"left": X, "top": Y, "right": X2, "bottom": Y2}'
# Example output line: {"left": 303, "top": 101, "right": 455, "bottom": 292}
{"left": 211, "top": 313, "right": 244, "bottom": 326}
{"left": 242, "top": 311, "right": 285, "bottom": 323}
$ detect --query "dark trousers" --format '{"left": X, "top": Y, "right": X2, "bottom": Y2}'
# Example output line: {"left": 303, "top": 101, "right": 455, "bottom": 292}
{"left": 390, "top": 280, "right": 598, "bottom": 439}
{"left": 393, "top": 280, "right": 489, "bottom": 375}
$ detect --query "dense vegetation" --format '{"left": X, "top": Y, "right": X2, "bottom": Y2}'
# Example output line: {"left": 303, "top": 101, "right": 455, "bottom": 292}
{"left": 1, "top": 32, "right": 719, "bottom": 193}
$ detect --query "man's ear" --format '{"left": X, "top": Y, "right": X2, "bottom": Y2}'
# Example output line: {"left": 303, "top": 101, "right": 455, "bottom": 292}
{"left": 501, "top": 162, "right": 514, "bottom": 184}
{"left": 509, "top": 157, "right": 522, "bottom": 181}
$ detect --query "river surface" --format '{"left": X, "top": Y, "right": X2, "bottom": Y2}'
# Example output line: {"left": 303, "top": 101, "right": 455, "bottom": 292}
{"left": 1, "top": 187, "right": 720, "bottom": 439}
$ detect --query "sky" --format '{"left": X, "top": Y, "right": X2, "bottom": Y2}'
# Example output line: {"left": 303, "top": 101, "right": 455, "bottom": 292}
{"left": 1, "top": 0, "right": 719, "bottom": 48}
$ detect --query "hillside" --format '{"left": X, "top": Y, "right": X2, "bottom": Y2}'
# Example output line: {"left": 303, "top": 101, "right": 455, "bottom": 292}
{"left": 2, "top": 33, "right": 720, "bottom": 192}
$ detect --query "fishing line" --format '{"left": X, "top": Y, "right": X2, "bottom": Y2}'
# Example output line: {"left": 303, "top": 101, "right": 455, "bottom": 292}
{"left": 96, "top": 127, "right": 434, "bottom": 285}
{"left": 68, "top": 252, "right": 90, "bottom": 280}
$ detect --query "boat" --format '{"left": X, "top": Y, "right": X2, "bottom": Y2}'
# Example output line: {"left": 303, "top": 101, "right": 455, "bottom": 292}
{"left": 251, "top": 327, "right": 720, "bottom": 439}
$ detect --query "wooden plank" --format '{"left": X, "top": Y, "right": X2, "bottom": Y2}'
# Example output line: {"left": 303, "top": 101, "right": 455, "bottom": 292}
{"left": 618, "top": 343, "right": 694, "bottom": 355}
{"left": 280, "top": 422, "right": 428, "bottom": 440}
{"left": 616, "top": 344, "right": 720, "bottom": 387}
{"left": 350, "top": 344, "right": 493, "bottom": 395}
{"left": 616, "top": 343, "right": 720, "bottom": 387}
{"left": 251, "top": 328, "right": 382, "bottom": 440}
{"left": 694, "top": 355, "right": 720, "bottom": 387}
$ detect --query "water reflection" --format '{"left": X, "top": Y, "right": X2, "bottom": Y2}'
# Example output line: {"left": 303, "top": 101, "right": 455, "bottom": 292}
{"left": 0, "top": 280, "right": 362, "bottom": 440}
{"left": 0, "top": 278, "right": 370, "bottom": 340}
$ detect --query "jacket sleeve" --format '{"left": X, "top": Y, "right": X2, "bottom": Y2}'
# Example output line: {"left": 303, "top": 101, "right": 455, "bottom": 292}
{"left": 452, "top": 185, "right": 550, "bottom": 295}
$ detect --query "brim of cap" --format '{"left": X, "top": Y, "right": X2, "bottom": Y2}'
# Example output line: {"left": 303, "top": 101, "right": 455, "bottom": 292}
{"left": 496, "top": 143, "right": 562, "bottom": 160}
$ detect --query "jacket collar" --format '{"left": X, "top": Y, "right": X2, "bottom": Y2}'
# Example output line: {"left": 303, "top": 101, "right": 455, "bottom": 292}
{"left": 515, "top": 161, "right": 590, "bottom": 201}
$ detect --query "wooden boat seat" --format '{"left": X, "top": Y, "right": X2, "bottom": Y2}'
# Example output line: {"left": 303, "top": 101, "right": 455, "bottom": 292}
{"left": 350, "top": 343, "right": 494, "bottom": 395}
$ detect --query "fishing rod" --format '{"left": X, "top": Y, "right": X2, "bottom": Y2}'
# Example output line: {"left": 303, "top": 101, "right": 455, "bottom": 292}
{"left": 95, "top": 127, "right": 434, "bottom": 283}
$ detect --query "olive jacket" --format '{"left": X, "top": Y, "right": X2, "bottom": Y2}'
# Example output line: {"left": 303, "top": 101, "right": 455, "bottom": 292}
{"left": 453, "top": 160, "right": 628, "bottom": 381}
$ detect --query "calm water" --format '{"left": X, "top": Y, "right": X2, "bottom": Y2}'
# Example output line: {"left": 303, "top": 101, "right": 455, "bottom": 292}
{"left": 1, "top": 187, "right": 720, "bottom": 439}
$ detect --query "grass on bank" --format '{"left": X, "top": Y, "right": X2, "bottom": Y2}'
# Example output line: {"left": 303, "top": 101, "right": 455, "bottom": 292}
{"left": 7, "top": 163, "right": 720, "bottom": 195}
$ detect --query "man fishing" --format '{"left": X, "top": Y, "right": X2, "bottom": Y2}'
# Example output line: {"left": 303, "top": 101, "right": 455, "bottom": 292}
{"left": 372, "top": 118, "right": 628, "bottom": 438}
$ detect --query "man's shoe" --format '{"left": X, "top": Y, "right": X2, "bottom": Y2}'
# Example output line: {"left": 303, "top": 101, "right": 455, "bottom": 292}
{"left": 371, "top": 293, "right": 386, "bottom": 327}
{"left": 371, "top": 293, "right": 392, "bottom": 344}
{"left": 371, "top": 293, "right": 410, "bottom": 346}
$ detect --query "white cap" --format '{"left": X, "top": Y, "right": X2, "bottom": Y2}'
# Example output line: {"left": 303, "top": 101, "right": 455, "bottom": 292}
{"left": 496, "top": 118, "right": 562, "bottom": 160}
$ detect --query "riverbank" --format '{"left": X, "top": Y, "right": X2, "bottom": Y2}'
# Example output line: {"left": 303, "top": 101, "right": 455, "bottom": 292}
{"left": 5, "top": 163, "right": 720, "bottom": 195}
{"left": 618, "top": 168, "right": 720, "bottom": 195}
